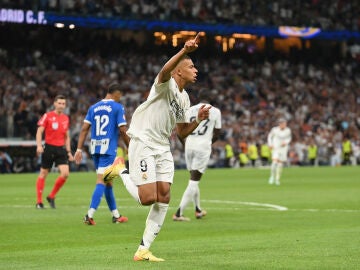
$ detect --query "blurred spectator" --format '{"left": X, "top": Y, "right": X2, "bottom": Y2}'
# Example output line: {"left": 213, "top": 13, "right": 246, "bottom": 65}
{"left": 248, "top": 141, "right": 259, "bottom": 167}
{"left": 239, "top": 152, "right": 249, "bottom": 167}
{"left": 342, "top": 135, "right": 352, "bottom": 165}
{"left": 0, "top": 108, "right": 7, "bottom": 137}
{"left": 288, "top": 142, "right": 301, "bottom": 166}
{"left": 329, "top": 142, "right": 342, "bottom": 167}
{"left": 260, "top": 141, "right": 271, "bottom": 166}
{"left": 0, "top": 150, "right": 13, "bottom": 173}
{"left": 0, "top": 16, "right": 359, "bottom": 170}
{"left": 307, "top": 139, "right": 318, "bottom": 166}
{"left": 13, "top": 101, "right": 28, "bottom": 138}
{"left": 5, "top": 0, "right": 360, "bottom": 31}
{"left": 224, "top": 141, "right": 235, "bottom": 168}
{"left": 293, "top": 139, "right": 307, "bottom": 166}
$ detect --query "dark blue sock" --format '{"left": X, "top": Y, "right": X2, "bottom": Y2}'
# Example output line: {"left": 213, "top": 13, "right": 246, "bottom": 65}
{"left": 90, "top": 183, "right": 105, "bottom": 209}
{"left": 104, "top": 185, "right": 117, "bottom": 211}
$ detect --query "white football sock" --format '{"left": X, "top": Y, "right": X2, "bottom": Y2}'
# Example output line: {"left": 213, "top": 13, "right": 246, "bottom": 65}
{"left": 112, "top": 209, "right": 120, "bottom": 218}
{"left": 271, "top": 162, "right": 277, "bottom": 177}
{"left": 88, "top": 208, "right": 96, "bottom": 218}
{"left": 139, "top": 202, "right": 168, "bottom": 250}
{"left": 119, "top": 172, "right": 141, "bottom": 204}
{"left": 178, "top": 180, "right": 197, "bottom": 216}
{"left": 276, "top": 163, "right": 283, "bottom": 184}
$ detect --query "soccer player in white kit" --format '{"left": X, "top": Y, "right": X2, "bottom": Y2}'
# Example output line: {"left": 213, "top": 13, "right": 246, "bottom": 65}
{"left": 267, "top": 118, "right": 292, "bottom": 185}
{"left": 173, "top": 90, "right": 222, "bottom": 221}
{"left": 104, "top": 33, "right": 211, "bottom": 262}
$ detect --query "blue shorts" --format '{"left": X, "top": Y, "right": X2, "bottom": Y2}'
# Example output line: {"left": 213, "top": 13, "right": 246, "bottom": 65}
{"left": 92, "top": 154, "right": 116, "bottom": 174}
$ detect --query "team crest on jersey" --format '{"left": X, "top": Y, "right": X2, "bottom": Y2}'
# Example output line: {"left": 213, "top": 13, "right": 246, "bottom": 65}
{"left": 52, "top": 122, "right": 58, "bottom": 130}
{"left": 170, "top": 99, "right": 184, "bottom": 121}
{"left": 142, "top": 173, "right": 148, "bottom": 181}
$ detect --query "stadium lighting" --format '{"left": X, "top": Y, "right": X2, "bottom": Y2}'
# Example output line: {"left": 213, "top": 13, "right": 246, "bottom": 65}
{"left": 54, "top": 23, "right": 64, "bottom": 28}
{"left": 278, "top": 26, "right": 321, "bottom": 38}
{"left": 172, "top": 34, "right": 178, "bottom": 47}
{"left": 222, "top": 37, "right": 228, "bottom": 52}
{"left": 69, "top": 24, "right": 75, "bottom": 29}
{"left": 232, "top": 33, "right": 253, "bottom": 39}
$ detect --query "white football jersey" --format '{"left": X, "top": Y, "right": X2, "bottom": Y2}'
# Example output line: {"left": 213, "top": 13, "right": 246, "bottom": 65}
{"left": 127, "top": 77, "right": 190, "bottom": 150}
{"left": 267, "top": 126, "right": 292, "bottom": 150}
{"left": 185, "top": 103, "right": 222, "bottom": 152}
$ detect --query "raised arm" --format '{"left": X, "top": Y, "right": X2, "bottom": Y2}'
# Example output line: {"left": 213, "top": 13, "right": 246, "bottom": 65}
{"left": 157, "top": 33, "right": 200, "bottom": 84}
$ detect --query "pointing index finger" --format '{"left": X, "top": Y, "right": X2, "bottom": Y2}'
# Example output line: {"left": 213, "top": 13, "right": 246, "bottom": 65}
{"left": 194, "top": 32, "right": 200, "bottom": 42}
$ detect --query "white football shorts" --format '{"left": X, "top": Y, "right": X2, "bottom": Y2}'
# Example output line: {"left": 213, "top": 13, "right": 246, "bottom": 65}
{"left": 271, "top": 148, "right": 289, "bottom": 162}
{"left": 185, "top": 148, "right": 211, "bottom": 173}
{"left": 128, "top": 139, "right": 174, "bottom": 186}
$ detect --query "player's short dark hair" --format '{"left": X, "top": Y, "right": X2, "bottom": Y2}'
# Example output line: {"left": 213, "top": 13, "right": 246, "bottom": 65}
{"left": 181, "top": 54, "right": 191, "bottom": 61}
{"left": 277, "top": 117, "right": 287, "bottom": 123}
{"left": 54, "top": 94, "right": 66, "bottom": 101}
{"left": 108, "top": 83, "right": 122, "bottom": 94}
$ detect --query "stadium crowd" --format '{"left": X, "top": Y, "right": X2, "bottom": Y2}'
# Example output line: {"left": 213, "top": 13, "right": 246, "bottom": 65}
{"left": 1, "top": 0, "right": 360, "bottom": 172}
{"left": 2, "top": 0, "right": 360, "bottom": 31}
{"left": 0, "top": 40, "right": 359, "bottom": 172}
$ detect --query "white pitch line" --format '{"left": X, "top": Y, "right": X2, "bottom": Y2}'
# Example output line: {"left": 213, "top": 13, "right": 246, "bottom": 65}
{"left": 203, "top": 199, "right": 288, "bottom": 211}
{"left": 288, "top": 208, "right": 360, "bottom": 213}
{"left": 202, "top": 200, "right": 360, "bottom": 213}
{"left": 2, "top": 200, "right": 359, "bottom": 213}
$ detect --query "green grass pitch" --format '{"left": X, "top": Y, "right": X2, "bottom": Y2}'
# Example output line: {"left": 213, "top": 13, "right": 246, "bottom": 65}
{"left": 0, "top": 166, "right": 359, "bottom": 269}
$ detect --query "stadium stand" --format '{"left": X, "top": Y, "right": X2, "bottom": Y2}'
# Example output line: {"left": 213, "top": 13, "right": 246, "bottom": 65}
{"left": 2, "top": 0, "right": 360, "bottom": 30}
{"left": 0, "top": 1, "right": 359, "bottom": 171}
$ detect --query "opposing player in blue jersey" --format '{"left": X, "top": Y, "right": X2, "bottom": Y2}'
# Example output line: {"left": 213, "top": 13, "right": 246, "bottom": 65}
{"left": 74, "top": 83, "right": 130, "bottom": 225}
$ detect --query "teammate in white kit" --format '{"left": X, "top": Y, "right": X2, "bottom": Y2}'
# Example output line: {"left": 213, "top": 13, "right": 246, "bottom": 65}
{"left": 104, "top": 33, "right": 211, "bottom": 262}
{"left": 267, "top": 118, "right": 291, "bottom": 185}
{"left": 173, "top": 90, "right": 222, "bottom": 221}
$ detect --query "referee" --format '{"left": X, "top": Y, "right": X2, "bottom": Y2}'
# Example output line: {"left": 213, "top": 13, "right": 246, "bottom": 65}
{"left": 35, "top": 95, "right": 74, "bottom": 209}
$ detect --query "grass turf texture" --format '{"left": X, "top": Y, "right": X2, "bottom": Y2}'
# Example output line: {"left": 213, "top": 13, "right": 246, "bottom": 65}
{"left": 0, "top": 166, "right": 359, "bottom": 270}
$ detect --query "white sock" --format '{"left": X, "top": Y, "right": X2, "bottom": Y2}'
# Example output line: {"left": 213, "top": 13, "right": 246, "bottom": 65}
{"left": 139, "top": 202, "right": 169, "bottom": 250}
{"left": 178, "top": 180, "right": 197, "bottom": 216}
{"left": 88, "top": 208, "right": 96, "bottom": 218}
{"left": 276, "top": 163, "right": 283, "bottom": 184}
{"left": 112, "top": 209, "right": 120, "bottom": 218}
{"left": 270, "top": 162, "right": 277, "bottom": 181}
{"left": 119, "top": 172, "right": 141, "bottom": 204}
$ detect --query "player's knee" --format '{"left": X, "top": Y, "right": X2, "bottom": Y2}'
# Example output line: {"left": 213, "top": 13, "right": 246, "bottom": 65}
{"left": 160, "top": 196, "right": 170, "bottom": 204}
{"left": 157, "top": 191, "right": 170, "bottom": 204}
{"left": 61, "top": 172, "right": 69, "bottom": 179}
{"left": 139, "top": 196, "right": 156, "bottom": 205}
{"left": 138, "top": 192, "right": 157, "bottom": 205}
